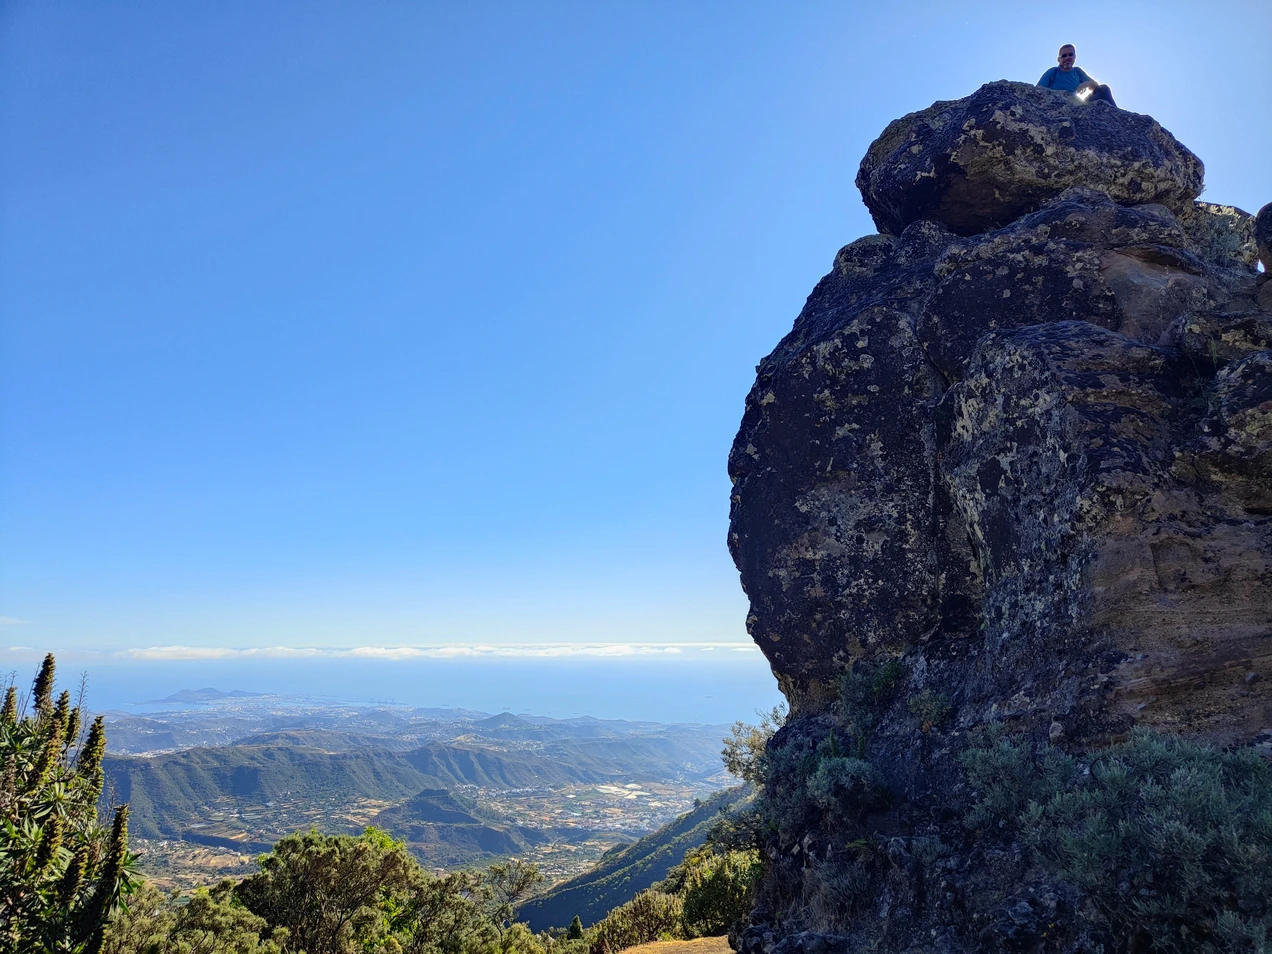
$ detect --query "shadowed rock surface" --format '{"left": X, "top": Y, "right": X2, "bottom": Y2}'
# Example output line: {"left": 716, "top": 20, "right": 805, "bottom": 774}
{"left": 729, "top": 83, "right": 1270, "bottom": 953}
{"left": 1256, "top": 202, "right": 1272, "bottom": 270}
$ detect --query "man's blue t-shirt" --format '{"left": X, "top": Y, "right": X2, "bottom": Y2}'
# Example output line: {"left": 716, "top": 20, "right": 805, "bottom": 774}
{"left": 1038, "top": 66, "right": 1091, "bottom": 92}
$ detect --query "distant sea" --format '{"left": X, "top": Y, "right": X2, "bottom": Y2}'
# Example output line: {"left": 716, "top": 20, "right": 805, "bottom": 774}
{"left": 68, "top": 656, "right": 784, "bottom": 725}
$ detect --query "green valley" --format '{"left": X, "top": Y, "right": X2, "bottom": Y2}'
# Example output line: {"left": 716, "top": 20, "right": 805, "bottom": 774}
{"left": 99, "top": 695, "right": 735, "bottom": 890}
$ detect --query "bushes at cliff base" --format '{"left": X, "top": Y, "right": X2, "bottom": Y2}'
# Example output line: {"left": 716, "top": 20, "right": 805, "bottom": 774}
{"left": 962, "top": 728, "right": 1272, "bottom": 953}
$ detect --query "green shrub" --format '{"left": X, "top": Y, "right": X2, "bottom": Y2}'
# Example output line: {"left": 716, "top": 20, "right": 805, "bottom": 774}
{"left": 869, "top": 659, "right": 906, "bottom": 699}
{"left": 680, "top": 849, "right": 761, "bottom": 937}
{"left": 233, "top": 827, "right": 544, "bottom": 954}
{"left": 907, "top": 690, "right": 952, "bottom": 732}
{"left": 106, "top": 833, "right": 548, "bottom": 954}
{"left": 0, "top": 654, "right": 137, "bottom": 954}
{"left": 908, "top": 835, "right": 947, "bottom": 868}
{"left": 698, "top": 799, "right": 765, "bottom": 855}
{"left": 751, "top": 734, "right": 822, "bottom": 840}
{"left": 805, "top": 757, "right": 887, "bottom": 821}
{"left": 588, "top": 890, "right": 682, "bottom": 954}
{"left": 835, "top": 658, "right": 906, "bottom": 756}
{"left": 751, "top": 723, "right": 891, "bottom": 849}
{"left": 236, "top": 827, "right": 422, "bottom": 953}
{"left": 103, "top": 880, "right": 286, "bottom": 954}
{"left": 540, "top": 934, "right": 589, "bottom": 954}
{"left": 959, "top": 722, "right": 1076, "bottom": 830}
{"left": 721, "top": 705, "right": 785, "bottom": 788}
{"left": 838, "top": 658, "right": 904, "bottom": 713}
{"left": 962, "top": 728, "right": 1272, "bottom": 953}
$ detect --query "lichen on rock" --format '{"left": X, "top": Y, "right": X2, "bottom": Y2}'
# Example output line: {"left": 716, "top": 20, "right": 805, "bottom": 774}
{"left": 729, "top": 82, "right": 1271, "bottom": 954}
{"left": 855, "top": 81, "right": 1204, "bottom": 237}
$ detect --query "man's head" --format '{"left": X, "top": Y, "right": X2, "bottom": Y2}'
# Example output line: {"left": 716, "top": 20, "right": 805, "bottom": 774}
{"left": 1057, "top": 44, "right": 1077, "bottom": 70}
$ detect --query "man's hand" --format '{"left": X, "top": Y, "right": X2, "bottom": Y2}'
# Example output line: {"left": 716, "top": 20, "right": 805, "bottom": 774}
{"left": 1077, "top": 79, "right": 1099, "bottom": 95}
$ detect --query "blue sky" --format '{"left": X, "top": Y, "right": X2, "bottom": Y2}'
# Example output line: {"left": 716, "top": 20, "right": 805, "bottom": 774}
{"left": 2, "top": 1, "right": 1269, "bottom": 668}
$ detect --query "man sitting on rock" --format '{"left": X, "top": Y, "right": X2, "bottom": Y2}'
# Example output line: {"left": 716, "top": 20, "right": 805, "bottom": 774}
{"left": 1038, "top": 44, "right": 1117, "bottom": 106}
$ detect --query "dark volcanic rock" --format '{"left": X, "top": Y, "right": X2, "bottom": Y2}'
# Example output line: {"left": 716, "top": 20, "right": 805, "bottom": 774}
{"left": 728, "top": 231, "right": 948, "bottom": 708}
{"left": 729, "top": 83, "right": 1270, "bottom": 953}
{"left": 1257, "top": 201, "right": 1272, "bottom": 271}
{"left": 730, "top": 183, "right": 1268, "bottom": 717}
{"left": 940, "top": 321, "right": 1271, "bottom": 739}
{"left": 1188, "top": 350, "right": 1272, "bottom": 513}
{"left": 856, "top": 81, "right": 1203, "bottom": 237}
{"left": 1179, "top": 200, "right": 1259, "bottom": 269}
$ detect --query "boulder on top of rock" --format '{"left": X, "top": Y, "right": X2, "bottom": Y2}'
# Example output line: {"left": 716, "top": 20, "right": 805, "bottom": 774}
{"left": 856, "top": 81, "right": 1203, "bottom": 236}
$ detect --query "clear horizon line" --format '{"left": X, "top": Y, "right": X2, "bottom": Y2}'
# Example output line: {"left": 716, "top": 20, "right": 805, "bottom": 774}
{"left": 2, "top": 642, "right": 761, "bottom": 663}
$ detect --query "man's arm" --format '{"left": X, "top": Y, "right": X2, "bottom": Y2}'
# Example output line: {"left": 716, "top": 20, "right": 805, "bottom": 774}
{"left": 1037, "top": 67, "right": 1057, "bottom": 87}
{"left": 1073, "top": 68, "right": 1100, "bottom": 95}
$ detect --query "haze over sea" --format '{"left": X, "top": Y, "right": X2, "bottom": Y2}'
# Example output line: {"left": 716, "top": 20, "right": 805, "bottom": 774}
{"left": 58, "top": 655, "right": 782, "bottom": 725}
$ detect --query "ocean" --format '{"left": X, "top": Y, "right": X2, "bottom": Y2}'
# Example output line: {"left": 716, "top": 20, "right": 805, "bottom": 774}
{"left": 63, "top": 655, "right": 784, "bottom": 725}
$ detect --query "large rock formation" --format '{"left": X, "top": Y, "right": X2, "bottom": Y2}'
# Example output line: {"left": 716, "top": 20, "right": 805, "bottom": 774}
{"left": 728, "top": 82, "right": 1270, "bottom": 953}
{"left": 855, "top": 83, "right": 1205, "bottom": 236}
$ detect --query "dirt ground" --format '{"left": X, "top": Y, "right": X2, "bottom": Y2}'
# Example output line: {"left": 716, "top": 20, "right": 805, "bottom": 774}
{"left": 622, "top": 938, "right": 731, "bottom": 954}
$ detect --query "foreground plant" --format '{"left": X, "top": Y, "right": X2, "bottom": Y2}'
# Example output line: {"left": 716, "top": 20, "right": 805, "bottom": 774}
{"left": 0, "top": 653, "right": 136, "bottom": 954}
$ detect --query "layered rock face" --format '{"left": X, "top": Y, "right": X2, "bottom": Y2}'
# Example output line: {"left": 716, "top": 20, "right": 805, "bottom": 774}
{"left": 728, "top": 82, "right": 1270, "bottom": 953}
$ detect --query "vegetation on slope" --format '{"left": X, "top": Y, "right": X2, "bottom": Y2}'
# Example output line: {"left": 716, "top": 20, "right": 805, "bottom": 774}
{"left": 961, "top": 727, "right": 1272, "bottom": 953}
{"left": 108, "top": 729, "right": 723, "bottom": 843}
{"left": 107, "top": 741, "right": 613, "bottom": 839}
{"left": 369, "top": 788, "right": 552, "bottom": 867}
{"left": 517, "top": 786, "right": 751, "bottom": 933}
{"left": 735, "top": 661, "right": 1272, "bottom": 954}
{"left": 103, "top": 821, "right": 760, "bottom": 954}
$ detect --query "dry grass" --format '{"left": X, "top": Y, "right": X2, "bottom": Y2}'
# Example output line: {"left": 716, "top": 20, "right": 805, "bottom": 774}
{"left": 135, "top": 841, "right": 258, "bottom": 892}
{"left": 621, "top": 938, "right": 731, "bottom": 954}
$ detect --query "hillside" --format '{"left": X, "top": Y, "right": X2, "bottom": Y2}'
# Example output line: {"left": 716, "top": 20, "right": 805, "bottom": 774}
{"left": 235, "top": 729, "right": 421, "bottom": 752}
{"left": 107, "top": 740, "right": 642, "bottom": 839}
{"left": 103, "top": 696, "right": 739, "bottom": 887}
{"left": 402, "top": 742, "right": 595, "bottom": 788}
{"left": 106, "top": 745, "right": 430, "bottom": 838}
{"left": 369, "top": 788, "right": 553, "bottom": 867}
{"left": 517, "top": 785, "right": 750, "bottom": 932}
